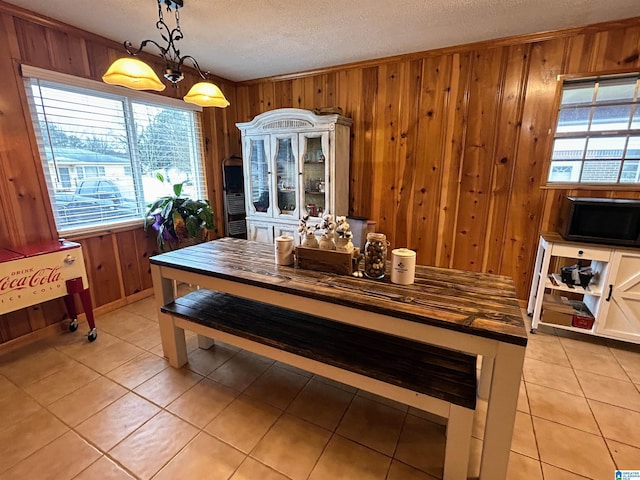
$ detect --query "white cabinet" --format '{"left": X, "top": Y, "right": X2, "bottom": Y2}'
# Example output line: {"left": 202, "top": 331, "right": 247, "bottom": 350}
{"left": 596, "top": 250, "right": 640, "bottom": 342}
{"left": 528, "top": 232, "right": 640, "bottom": 344}
{"left": 237, "top": 108, "right": 352, "bottom": 244}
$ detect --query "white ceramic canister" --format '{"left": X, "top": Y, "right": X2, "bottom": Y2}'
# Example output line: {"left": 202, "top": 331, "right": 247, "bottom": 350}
{"left": 390, "top": 248, "right": 416, "bottom": 285}
{"left": 275, "top": 235, "right": 295, "bottom": 265}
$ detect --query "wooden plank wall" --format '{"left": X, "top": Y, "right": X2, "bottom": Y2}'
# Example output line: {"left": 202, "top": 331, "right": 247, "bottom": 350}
{"left": 234, "top": 18, "right": 640, "bottom": 300}
{"left": 0, "top": 0, "right": 639, "bottom": 346}
{"left": 0, "top": 2, "right": 237, "bottom": 346}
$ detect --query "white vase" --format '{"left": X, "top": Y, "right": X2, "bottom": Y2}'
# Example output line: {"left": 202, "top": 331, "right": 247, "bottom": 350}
{"left": 302, "top": 234, "right": 319, "bottom": 248}
{"left": 319, "top": 234, "right": 336, "bottom": 250}
{"left": 336, "top": 237, "right": 354, "bottom": 253}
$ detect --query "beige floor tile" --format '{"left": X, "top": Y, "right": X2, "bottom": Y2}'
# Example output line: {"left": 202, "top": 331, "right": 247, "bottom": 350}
{"left": 75, "top": 392, "right": 160, "bottom": 451}
{"left": 167, "top": 377, "right": 238, "bottom": 428}
{"left": 0, "top": 376, "right": 43, "bottom": 430}
{"left": 312, "top": 374, "right": 358, "bottom": 394}
{"left": 610, "top": 347, "right": 640, "bottom": 384}
{"left": 72, "top": 456, "right": 136, "bottom": 480}
{"left": 606, "top": 439, "right": 640, "bottom": 470}
{"left": 244, "top": 365, "right": 309, "bottom": 410}
{"left": 109, "top": 411, "right": 198, "bottom": 479}
{"left": 97, "top": 310, "right": 156, "bottom": 339}
{"left": 23, "top": 361, "right": 99, "bottom": 406}
{"left": 533, "top": 416, "right": 615, "bottom": 479}
{"left": 507, "top": 451, "right": 543, "bottom": 480}
{"left": 518, "top": 380, "right": 530, "bottom": 413}
{"left": 286, "top": 378, "right": 354, "bottom": 430}
{"left": 467, "top": 437, "right": 482, "bottom": 479}
{"left": 309, "top": 434, "right": 391, "bottom": 480}
{"left": 122, "top": 296, "right": 158, "bottom": 321}
{"left": 77, "top": 340, "right": 144, "bottom": 375}
{"left": 356, "top": 390, "right": 409, "bottom": 412}
{"left": 590, "top": 399, "right": 640, "bottom": 449}
{"left": 153, "top": 431, "right": 245, "bottom": 480}
{"left": 523, "top": 357, "right": 583, "bottom": 395}
{"left": 205, "top": 394, "right": 282, "bottom": 453}
{"left": 525, "top": 337, "right": 571, "bottom": 367}
{"left": 133, "top": 366, "right": 202, "bottom": 407}
{"left": 336, "top": 395, "right": 405, "bottom": 456}
{"left": 394, "top": 413, "right": 446, "bottom": 479}
{"left": 251, "top": 414, "right": 332, "bottom": 480}
{"left": 576, "top": 369, "right": 640, "bottom": 412}
{"left": 48, "top": 376, "right": 127, "bottom": 426}
{"left": 472, "top": 399, "right": 487, "bottom": 439}
{"left": 0, "top": 345, "right": 74, "bottom": 387}
{"left": 122, "top": 326, "right": 164, "bottom": 352}
{"left": 230, "top": 457, "right": 290, "bottom": 480}
{"left": 53, "top": 331, "right": 121, "bottom": 362}
{"left": 184, "top": 342, "right": 238, "bottom": 376}
{"left": 526, "top": 382, "right": 599, "bottom": 434}
{"left": 565, "top": 348, "right": 630, "bottom": 380}
{"left": 0, "top": 408, "right": 69, "bottom": 474}
{"left": 386, "top": 460, "right": 438, "bottom": 480}
{"left": 540, "top": 463, "right": 591, "bottom": 479}
{"left": 275, "top": 361, "right": 313, "bottom": 378}
{"left": 0, "top": 431, "right": 100, "bottom": 480}
{"left": 106, "top": 352, "right": 168, "bottom": 389}
{"left": 208, "top": 350, "right": 273, "bottom": 391}
{"left": 511, "top": 411, "right": 539, "bottom": 459}
{"left": 558, "top": 336, "right": 611, "bottom": 355}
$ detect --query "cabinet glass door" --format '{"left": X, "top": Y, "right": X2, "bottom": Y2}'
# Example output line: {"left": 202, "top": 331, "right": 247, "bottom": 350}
{"left": 301, "top": 133, "right": 328, "bottom": 219}
{"left": 248, "top": 137, "right": 270, "bottom": 215}
{"left": 274, "top": 135, "right": 298, "bottom": 217}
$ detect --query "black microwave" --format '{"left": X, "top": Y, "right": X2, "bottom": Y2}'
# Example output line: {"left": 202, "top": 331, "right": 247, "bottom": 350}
{"left": 558, "top": 196, "right": 640, "bottom": 247}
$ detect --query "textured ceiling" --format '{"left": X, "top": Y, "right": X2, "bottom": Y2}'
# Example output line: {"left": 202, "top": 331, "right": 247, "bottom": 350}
{"left": 6, "top": 0, "right": 640, "bottom": 81}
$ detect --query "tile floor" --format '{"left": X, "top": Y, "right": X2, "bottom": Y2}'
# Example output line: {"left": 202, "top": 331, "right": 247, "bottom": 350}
{"left": 0, "top": 294, "right": 639, "bottom": 479}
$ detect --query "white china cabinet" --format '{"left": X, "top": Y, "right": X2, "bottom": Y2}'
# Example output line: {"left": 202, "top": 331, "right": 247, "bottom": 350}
{"left": 236, "top": 108, "right": 352, "bottom": 244}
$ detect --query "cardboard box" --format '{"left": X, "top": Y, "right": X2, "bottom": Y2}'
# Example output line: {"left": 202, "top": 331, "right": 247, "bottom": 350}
{"left": 542, "top": 294, "right": 594, "bottom": 328}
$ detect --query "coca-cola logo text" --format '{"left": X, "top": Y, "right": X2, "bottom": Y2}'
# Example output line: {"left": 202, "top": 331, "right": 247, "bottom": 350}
{"left": 0, "top": 267, "right": 62, "bottom": 295}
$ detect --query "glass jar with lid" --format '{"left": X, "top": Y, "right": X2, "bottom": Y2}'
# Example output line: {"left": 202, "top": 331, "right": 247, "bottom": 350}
{"left": 364, "top": 232, "right": 388, "bottom": 279}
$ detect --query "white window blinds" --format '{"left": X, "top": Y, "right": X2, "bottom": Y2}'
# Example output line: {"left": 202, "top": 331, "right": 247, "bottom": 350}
{"left": 22, "top": 66, "right": 207, "bottom": 235}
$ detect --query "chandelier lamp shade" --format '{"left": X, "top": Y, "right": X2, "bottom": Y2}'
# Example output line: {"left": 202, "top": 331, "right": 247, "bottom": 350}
{"left": 102, "top": 0, "right": 229, "bottom": 108}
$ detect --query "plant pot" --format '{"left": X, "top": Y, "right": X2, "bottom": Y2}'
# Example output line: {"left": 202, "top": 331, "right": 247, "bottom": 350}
{"left": 302, "top": 234, "right": 319, "bottom": 248}
{"left": 319, "top": 234, "right": 336, "bottom": 250}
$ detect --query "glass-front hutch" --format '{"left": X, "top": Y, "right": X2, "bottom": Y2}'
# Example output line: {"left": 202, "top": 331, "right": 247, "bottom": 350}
{"left": 237, "top": 108, "right": 352, "bottom": 243}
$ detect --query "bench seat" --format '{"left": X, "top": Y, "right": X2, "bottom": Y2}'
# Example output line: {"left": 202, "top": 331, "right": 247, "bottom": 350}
{"left": 160, "top": 288, "right": 478, "bottom": 479}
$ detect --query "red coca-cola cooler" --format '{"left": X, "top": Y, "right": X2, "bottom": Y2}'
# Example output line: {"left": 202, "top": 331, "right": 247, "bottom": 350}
{"left": 0, "top": 239, "right": 97, "bottom": 341}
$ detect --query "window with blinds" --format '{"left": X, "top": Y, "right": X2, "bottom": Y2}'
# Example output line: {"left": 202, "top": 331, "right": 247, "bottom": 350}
{"left": 548, "top": 74, "right": 640, "bottom": 185}
{"left": 22, "top": 67, "right": 206, "bottom": 234}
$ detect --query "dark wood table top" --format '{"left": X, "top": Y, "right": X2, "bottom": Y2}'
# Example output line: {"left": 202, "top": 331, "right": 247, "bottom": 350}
{"left": 150, "top": 237, "right": 528, "bottom": 346}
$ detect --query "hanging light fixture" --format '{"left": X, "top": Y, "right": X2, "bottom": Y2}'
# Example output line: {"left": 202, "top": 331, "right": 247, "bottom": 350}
{"left": 102, "top": 0, "right": 229, "bottom": 108}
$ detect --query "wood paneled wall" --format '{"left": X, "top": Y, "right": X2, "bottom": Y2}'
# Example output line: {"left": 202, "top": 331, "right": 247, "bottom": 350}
{"left": 0, "top": 0, "right": 639, "bottom": 346}
{"left": 0, "top": 2, "right": 237, "bottom": 347}
{"left": 234, "top": 18, "right": 640, "bottom": 300}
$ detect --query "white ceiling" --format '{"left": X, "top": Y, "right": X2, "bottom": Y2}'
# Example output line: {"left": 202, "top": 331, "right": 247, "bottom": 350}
{"left": 6, "top": 0, "right": 640, "bottom": 82}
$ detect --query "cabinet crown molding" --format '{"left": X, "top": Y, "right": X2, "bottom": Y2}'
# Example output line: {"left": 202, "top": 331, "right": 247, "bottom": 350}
{"left": 237, "top": 108, "right": 352, "bottom": 133}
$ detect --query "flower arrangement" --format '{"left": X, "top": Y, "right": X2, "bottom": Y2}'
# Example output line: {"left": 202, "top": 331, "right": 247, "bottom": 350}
{"left": 335, "top": 216, "right": 353, "bottom": 240}
{"left": 297, "top": 214, "right": 318, "bottom": 236}
{"left": 145, "top": 173, "right": 215, "bottom": 251}
{"left": 318, "top": 214, "right": 337, "bottom": 236}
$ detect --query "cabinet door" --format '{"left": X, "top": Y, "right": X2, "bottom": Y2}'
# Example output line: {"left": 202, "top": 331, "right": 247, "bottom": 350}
{"left": 246, "top": 220, "right": 274, "bottom": 243}
{"left": 596, "top": 250, "right": 640, "bottom": 342}
{"left": 272, "top": 134, "right": 300, "bottom": 220}
{"left": 274, "top": 224, "right": 298, "bottom": 243}
{"left": 245, "top": 136, "right": 272, "bottom": 218}
{"left": 300, "top": 131, "right": 330, "bottom": 220}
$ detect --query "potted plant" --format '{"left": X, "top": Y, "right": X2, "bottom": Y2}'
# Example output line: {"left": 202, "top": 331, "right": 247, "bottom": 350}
{"left": 145, "top": 173, "right": 215, "bottom": 251}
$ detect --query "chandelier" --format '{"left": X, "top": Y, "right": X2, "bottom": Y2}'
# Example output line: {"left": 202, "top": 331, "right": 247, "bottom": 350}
{"left": 102, "top": 0, "right": 229, "bottom": 108}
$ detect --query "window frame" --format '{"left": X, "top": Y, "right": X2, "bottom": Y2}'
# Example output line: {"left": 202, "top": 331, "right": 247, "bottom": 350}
{"left": 21, "top": 65, "right": 208, "bottom": 236}
{"left": 545, "top": 69, "right": 640, "bottom": 189}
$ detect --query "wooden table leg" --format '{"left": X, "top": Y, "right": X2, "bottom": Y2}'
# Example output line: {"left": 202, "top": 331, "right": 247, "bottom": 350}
{"left": 479, "top": 342, "right": 525, "bottom": 480}
{"left": 151, "top": 265, "right": 187, "bottom": 367}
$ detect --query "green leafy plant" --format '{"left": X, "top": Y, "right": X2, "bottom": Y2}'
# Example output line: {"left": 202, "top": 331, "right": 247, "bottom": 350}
{"left": 145, "top": 173, "right": 215, "bottom": 251}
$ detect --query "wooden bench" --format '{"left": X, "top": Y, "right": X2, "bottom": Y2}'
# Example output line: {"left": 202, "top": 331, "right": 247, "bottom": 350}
{"left": 161, "top": 288, "right": 478, "bottom": 480}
